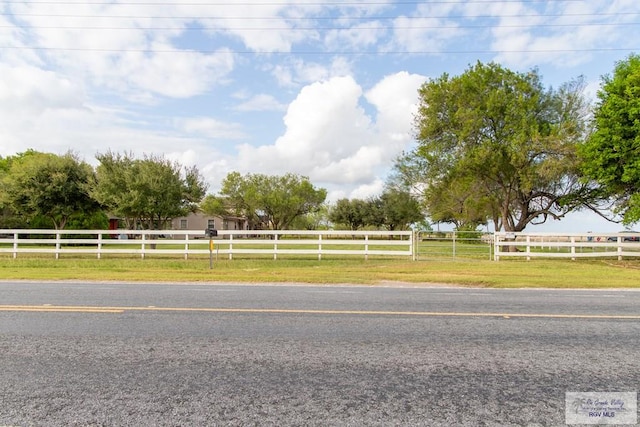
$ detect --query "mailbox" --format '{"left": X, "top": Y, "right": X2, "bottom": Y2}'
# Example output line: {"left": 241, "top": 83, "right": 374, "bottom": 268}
{"left": 205, "top": 228, "right": 218, "bottom": 238}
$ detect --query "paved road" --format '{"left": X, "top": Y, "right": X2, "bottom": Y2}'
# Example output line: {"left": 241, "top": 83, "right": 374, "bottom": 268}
{"left": 1, "top": 282, "right": 639, "bottom": 426}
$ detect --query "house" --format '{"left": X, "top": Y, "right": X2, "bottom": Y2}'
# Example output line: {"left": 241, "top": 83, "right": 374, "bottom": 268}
{"left": 170, "top": 212, "right": 248, "bottom": 233}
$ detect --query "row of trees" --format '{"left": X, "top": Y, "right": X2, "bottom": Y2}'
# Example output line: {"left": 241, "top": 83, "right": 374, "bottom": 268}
{"left": 0, "top": 150, "right": 207, "bottom": 230}
{"left": 196, "top": 173, "right": 424, "bottom": 231}
{"left": 329, "top": 191, "right": 423, "bottom": 231}
{"left": 394, "top": 54, "right": 639, "bottom": 232}
{"left": 0, "top": 151, "right": 423, "bottom": 231}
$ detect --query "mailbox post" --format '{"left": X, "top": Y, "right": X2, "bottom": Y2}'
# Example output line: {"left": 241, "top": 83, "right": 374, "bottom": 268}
{"left": 205, "top": 228, "right": 218, "bottom": 269}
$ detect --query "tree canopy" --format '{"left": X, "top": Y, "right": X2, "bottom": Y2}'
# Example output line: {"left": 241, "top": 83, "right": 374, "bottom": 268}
{"left": 579, "top": 53, "right": 640, "bottom": 225}
{"left": 329, "top": 198, "right": 369, "bottom": 230}
{"left": 329, "top": 189, "right": 423, "bottom": 231}
{"left": 214, "top": 172, "right": 327, "bottom": 230}
{"left": 401, "top": 61, "right": 590, "bottom": 232}
{"left": 1, "top": 151, "right": 100, "bottom": 229}
{"left": 92, "top": 151, "right": 207, "bottom": 229}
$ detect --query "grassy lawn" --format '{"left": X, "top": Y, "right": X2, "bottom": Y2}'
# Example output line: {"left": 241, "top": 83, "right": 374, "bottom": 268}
{"left": 1, "top": 255, "right": 639, "bottom": 288}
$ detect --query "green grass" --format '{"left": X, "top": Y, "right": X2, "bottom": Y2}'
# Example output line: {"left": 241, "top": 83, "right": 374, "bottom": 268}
{"left": 1, "top": 255, "right": 639, "bottom": 288}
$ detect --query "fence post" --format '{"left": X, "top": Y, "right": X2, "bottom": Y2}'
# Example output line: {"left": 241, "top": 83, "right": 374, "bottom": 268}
{"left": 97, "top": 233, "right": 102, "bottom": 259}
{"left": 274, "top": 233, "right": 278, "bottom": 260}
{"left": 141, "top": 232, "right": 146, "bottom": 260}
{"left": 318, "top": 234, "right": 322, "bottom": 261}
{"left": 411, "top": 231, "right": 416, "bottom": 261}
{"left": 229, "top": 234, "right": 233, "bottom": 260}
{"left": 13, "top": 232, "right": 18, "bottom": 259}
{"left": 365, "top": 234, "right": 369, "bottom": 261}
{"left": 55, "top": 231, "right": 61, "bottom": 260}
{"left": 489, "top": 233, "right": 493, "bottom": 261}
{"left": 618, "top": 237, "right": 623, "bottom": 261}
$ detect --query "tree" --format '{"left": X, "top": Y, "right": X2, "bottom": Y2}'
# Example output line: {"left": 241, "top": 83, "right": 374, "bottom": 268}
{"left": 422, "top": 173, "right": 491, "bottom": 230}
{"left": 218, "top": 172, "right": 327, "bottom": 230}
{"left": 199, "top": 194, "right": 228, "bottom": 218}
{"left": 0, "top": 155, "right": 20, "bottom": 228}
{"left": 290, "top": 204, "right": 330, "bottom": 230}
{"left": 92, "top": 151, "right": 207, "bottom": 229}
{"left": 330, "top": 191, "right": 422, "bottom": 231}
{"left": 406, "top": 61, "right": 590, "bottom": 232}
{"left": 329, "top": 198, "right": 369, "bottom": 230}
{"left": 579, "top": 54, "right": 640, "bottom": 225}
{"left": 2, "top": 151, "right": 100, "bottom": 229}
{"left": 376, "top": 189, "right": 424, "bottom": 231}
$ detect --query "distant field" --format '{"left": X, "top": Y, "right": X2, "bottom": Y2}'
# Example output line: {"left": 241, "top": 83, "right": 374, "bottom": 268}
{"left": 1, "top": 255, "right": 639, "bottom": 288}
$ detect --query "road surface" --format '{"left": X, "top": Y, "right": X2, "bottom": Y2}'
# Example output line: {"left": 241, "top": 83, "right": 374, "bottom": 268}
{"left": 1, "top": 281, "right": 639, "bottom": 426}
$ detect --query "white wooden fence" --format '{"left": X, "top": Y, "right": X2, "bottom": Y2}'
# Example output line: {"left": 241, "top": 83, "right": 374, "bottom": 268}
{"left": 0, "top": 229, "right": 414, "bottom": 260}
{"left": 3, "top": 229, "right": 638, "bottom": 262}
{"left": 494, "top": 232, "right": 640, "bottom": 261}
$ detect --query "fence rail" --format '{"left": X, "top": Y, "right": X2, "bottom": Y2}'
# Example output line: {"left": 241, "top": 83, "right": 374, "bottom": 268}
{"left": 494, "top": 232, "right": 640, "bottom": 261}
{"left": 0, "top": 229, "right": 414, "bottom": 260}
{"left": 4, "top": 229, "right": 640, "bottom": 262}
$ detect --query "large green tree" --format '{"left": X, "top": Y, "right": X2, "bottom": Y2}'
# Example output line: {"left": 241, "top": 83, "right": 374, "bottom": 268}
{"left": 405, "top": 61, "right": 590, "bottom": 232}
{"left": 216, "top": 172, "right": 327, "bottom": 230}
{"left": 375, "top": 189, "right": 424, "bottom": 231}
{"left": 2, "top": 151, "right": 100, "bottom": 229}
{"left": 329, "top": 198, "right": 369, "bottom": 230}
{"left": 92, "top": 151, "right": 207, "bottom": 229}
{"left": 580, "top": 54, "right": 640, "bottom": 225}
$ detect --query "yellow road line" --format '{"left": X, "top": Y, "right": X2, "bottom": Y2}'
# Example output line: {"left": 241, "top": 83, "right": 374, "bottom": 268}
{"left": 0, "top": 306, "right": 123, "bottom": 313}
{"left": 0, "top": 305, "right": 639, "bottom": 319}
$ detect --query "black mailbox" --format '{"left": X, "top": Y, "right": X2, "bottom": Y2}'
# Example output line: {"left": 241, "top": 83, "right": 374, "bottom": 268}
{"left": 205, "top": 228, "right": 218, "bottom": 238}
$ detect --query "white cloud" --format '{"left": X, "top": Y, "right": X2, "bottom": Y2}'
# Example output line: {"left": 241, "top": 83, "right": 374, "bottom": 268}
{"left": 324, "top": 21, "right": 386, "bottom": 51}
{"left": 231, "top": 71, "right": 425, "bottom": 197}
{"left": 348, "top": 178, "right": 386, "bottom": 200}
{"left": 123, "top": 47, "right": 236, "bottom": 99}
{"left": 176, "top": 117, "right": 247, "bottom": 140}
{"left": 489, "top": 1, "right": 635, "bottom": 69}
{"left": 234, "top": 94, "right": 287, "bottom": 112}
{"left": 271, "top": 57, "right": 353, "bottom": 87}
{"left": 389, "top": 3, "right": 463, "bottom": 53}
{"left": 4, "top": 2, "right": 236, "bottom": 100}
{"left": 365, "top": 71, "right": 427, "bottom": 138}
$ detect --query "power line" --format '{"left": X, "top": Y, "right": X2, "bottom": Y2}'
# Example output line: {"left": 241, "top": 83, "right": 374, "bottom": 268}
{"left": 2, "top": 22, "right": 637, "bottom": 31}
{"left": 1, "top": 45, "right": 635, "bottom": 54}
{"left": 4, "top": 11, "right": 636, "bottom": 20}
{"left": 0, "top": 0, "right": 583, "bottom": 4}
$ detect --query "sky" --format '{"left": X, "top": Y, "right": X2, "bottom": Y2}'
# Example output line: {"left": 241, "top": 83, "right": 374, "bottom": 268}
{"left": 0, "top": 0, "right": 638, "bottom": 233}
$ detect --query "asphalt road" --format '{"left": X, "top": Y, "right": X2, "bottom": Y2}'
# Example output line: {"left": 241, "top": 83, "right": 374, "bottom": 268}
{"left": 1, "top": 282, "right": 639, "bottom": 426}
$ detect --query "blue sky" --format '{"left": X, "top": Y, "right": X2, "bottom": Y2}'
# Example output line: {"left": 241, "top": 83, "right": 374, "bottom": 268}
{"left": 1, "top": 0, "right": 638, "bottom": 232}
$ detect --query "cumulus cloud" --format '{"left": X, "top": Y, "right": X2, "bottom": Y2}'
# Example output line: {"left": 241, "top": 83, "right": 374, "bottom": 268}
{"left": 231, "top": 71, "right": 425, "bottom": 198}
{"left": 365, "top": 71, "right": 427, "bottom": 139}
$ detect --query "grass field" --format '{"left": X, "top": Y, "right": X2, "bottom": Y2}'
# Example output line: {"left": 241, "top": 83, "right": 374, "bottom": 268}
{"left": 1, "top": 255, "right": 639, "bottom": 288}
